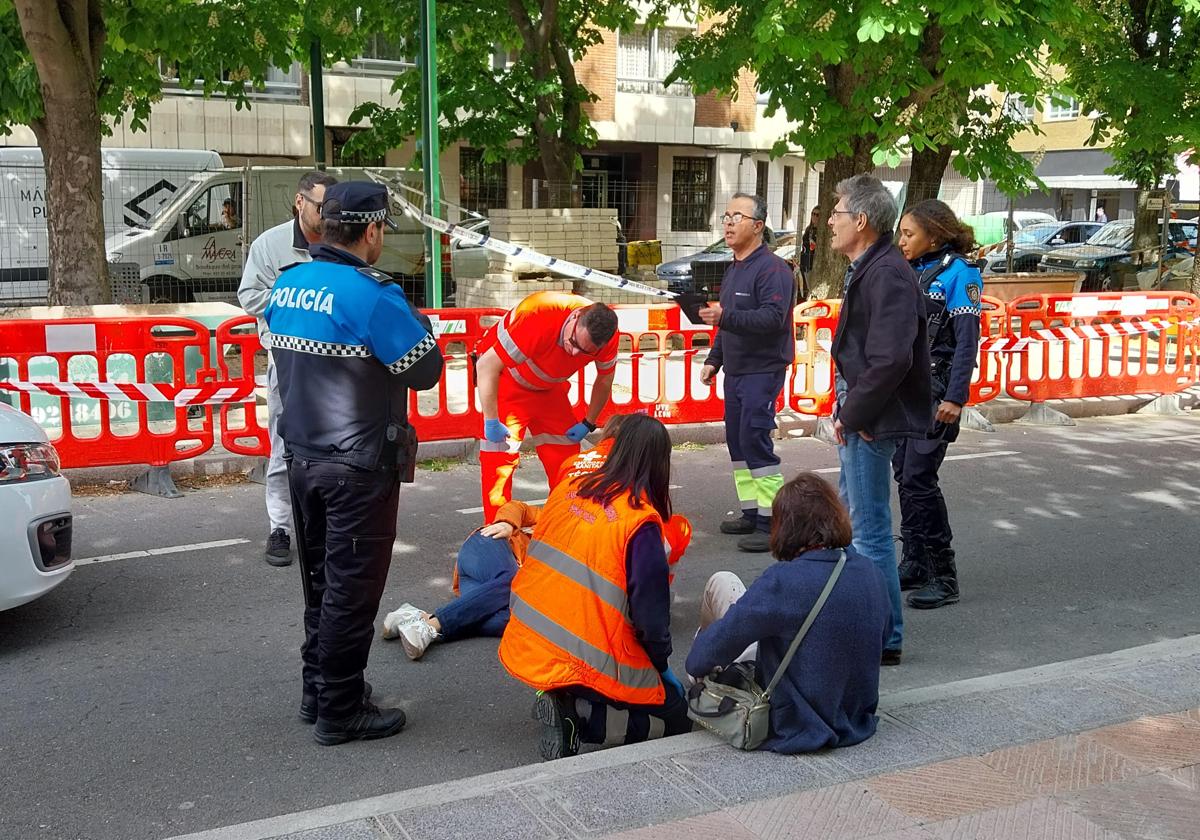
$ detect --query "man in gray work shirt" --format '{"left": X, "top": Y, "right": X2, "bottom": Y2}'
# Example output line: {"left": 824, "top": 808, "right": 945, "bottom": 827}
{"left": 237, "top": 170, "right": 337, "bottom": 566}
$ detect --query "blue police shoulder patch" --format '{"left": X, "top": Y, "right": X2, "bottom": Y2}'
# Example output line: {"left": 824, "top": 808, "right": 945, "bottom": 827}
{"left": 357, "top": 266, "right": 394, "bottom": 284}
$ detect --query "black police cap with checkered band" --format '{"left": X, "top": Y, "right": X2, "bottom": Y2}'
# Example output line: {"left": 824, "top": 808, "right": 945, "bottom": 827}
{"left": 320, "top": 181, "right": 399, "bottom": 231}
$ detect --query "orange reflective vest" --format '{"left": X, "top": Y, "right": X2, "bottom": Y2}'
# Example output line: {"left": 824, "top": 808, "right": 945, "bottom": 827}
{"left": 498, "top": 475, "right": 667, "bottom": 706}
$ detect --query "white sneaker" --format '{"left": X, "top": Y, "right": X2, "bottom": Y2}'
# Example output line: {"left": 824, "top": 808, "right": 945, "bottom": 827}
{"left": 399, "top": 618, "right": 439, "bottom": 660}
{"left": 381, "top": 603, "right": 423, "bottom": 639}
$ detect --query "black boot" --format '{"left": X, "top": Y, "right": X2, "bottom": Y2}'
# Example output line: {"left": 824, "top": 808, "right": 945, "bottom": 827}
{"left": 907, "top": 547, "right": 959, "bottom": 609}
{"left": 897, "top": 532, "right": 930, "bottom": 591}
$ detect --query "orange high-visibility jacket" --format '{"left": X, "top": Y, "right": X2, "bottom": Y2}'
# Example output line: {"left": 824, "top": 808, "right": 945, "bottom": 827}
{"left": 498, "top": 474, "right": 667, "bottom": 706}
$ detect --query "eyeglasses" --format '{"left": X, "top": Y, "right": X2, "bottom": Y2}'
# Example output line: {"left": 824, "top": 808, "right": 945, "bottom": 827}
{"left": 564, "top": 312, "right": 601, "bottom": 356}
{"left": 299, "top": 193, "right": 323, "bottom": 212}
{"left": 829, "top": 209, "right": 859, "bottom": 217}
{"left": 720, "top": 212, "right": 763, "bottom": 225}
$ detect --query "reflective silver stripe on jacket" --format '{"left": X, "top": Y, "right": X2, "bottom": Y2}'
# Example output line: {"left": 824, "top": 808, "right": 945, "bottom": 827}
{"left": 510, "top": 596, "right": 663, "bottom": 692}
{"left": 526, "top": 359, "right": 573, "bottom": 385}
{"left": 496, "top": 320, "right": 528, "bottom": 364}
{"left": 509, "top": 368, "right": 551, "bottom": 391}
{"left": 750, "top": 465, "right": 782, "bottom": 479}
{"left": 527, "top": 539, "right": 628, "bottom": 616}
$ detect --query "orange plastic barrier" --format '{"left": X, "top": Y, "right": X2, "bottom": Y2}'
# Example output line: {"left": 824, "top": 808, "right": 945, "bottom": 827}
{"left": 213, "top": 315, "right": 270, "bottom": 457}
{"left": 1004, "top": 292, "right": 1200, "bottom": 403}
{"left": 789, "top": 299, "right": 840, "bottom": 416}
{"left": 407, "top": 308, "right": 505, "bottom": 441}
{"left": 0, "top": 317, "right": 216, "bottom": 469}
{"left": 970, "top": 294, "right": 1007, "bottom": 406}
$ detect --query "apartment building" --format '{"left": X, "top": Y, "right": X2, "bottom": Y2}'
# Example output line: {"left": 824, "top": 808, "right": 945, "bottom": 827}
{"left": 1, "top": 19, "right": 810, "bottom": 263}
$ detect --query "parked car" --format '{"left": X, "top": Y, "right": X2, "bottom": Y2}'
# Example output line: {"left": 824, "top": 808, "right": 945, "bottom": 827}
{"left": 655, "top": 229, "right": 788, "bottom": 295}
{"left": 1038, "top": 219, "right": 1198, "bottom": 291}
{"left": 963, "top": 211, "right": 1059, "bottom": 248}
{"left": 982, "top": 221, "right": 1103, "bottom": 274}
{"left": 0, "top": 401, "right": 73, "bottom": 611}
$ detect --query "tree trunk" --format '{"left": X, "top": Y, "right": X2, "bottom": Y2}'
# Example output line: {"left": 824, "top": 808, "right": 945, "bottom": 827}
{"left": 14, "top": 0, "right": 110, "bottom": 305}
{"left": 903, "top": 143, "right": 953, "bottom": 214}
{"left": 537, "top": 136, "right": 580, "bottom": 208}
{"left": 808, "top": 143, "right": 874, "bottom": 299}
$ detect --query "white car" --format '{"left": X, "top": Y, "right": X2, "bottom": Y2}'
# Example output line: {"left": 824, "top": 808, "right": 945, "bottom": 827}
{"left": 0, "top": 400, "right": 73, "bottom": 611}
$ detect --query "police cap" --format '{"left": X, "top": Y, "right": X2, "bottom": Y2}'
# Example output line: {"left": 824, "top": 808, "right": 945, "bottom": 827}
{"left": 320, "top": 181, "right": 399, "bottom": 231}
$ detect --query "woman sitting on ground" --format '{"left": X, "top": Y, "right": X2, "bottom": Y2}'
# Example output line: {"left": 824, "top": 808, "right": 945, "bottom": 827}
{"left": 499, "top": 413, "right": 693, "bottom": 760}
{"left": 686, "top": 472, "right": 892, "bottom": 754}
{"left": 382, "top": 414, "right": 689, "bottom": 662}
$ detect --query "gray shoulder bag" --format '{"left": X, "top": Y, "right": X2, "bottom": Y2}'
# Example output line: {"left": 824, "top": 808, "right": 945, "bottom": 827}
{"left": 686, "top": 551, "right": 846, "bottom": 750}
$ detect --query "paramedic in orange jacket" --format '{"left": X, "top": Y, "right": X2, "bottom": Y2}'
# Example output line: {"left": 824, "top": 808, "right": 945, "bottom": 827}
{"left": 498, "top": 414, "right": 693, "bottom": 760}
{"left": 475, "top": 291, "right": 620, "bottom": 522}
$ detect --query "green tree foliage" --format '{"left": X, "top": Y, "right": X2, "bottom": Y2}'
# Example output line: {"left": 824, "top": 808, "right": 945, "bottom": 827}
{"left": 0, "top": 0, "right": 386, "bottom": 304}
{"left": 348, "top": 0, "right": 675, "bottom": 207}
{"left": 667, "top": 0, "right": 1078, "bottom": 292}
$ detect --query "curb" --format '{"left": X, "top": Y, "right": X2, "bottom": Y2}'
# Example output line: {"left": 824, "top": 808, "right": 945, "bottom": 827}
{"left": 164, "top": 633, "right": 1200, "bottom": 840}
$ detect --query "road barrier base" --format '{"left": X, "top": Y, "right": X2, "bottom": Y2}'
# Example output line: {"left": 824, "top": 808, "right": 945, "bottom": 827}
{"left": 247, "top": 458, "right": 268, "bottom": 485}
{"left": 1017, "top": 401, "right": 1076, "bottom": 427}
{"left": 961, "top": 406, "right": 996, "bottom": 433}
{"left": 1136, "top": 393, "right": 1187, "bottom": 416}
{"left": 131, "top": 465, "right": 183, "bottom": 499}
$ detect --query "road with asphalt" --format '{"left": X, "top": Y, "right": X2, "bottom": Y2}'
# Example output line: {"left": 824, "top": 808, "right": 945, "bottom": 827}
{"left": 3, "top": 413, "right": 1200, "bottom": 840}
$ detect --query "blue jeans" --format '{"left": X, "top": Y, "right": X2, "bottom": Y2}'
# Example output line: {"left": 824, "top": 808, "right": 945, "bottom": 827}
{"left": 434, "top": 532, "right": 519, "bottom": 640}
{"left": 838, "top": 433, "right": 903, "bottom": 650}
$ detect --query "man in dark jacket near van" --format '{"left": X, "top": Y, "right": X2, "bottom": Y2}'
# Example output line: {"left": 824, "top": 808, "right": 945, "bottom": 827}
{"left": 828, "top": 174, "right": 931, "bottom": 666}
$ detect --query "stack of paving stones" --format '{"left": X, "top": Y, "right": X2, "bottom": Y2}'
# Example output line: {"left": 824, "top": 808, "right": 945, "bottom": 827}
{"left": 175, "top": 640, "right": 1200, "bottom": 840}
{"left": 453, "top": 208, "right": 622, "bottom": 310}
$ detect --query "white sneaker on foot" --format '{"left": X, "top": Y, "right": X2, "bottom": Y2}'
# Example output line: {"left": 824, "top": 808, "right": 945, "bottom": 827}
{"left": 399, "top": 618, "right": 438, "bottom": 660}
{"left": 381, "top": 603, "right": 423, "bottom": 639}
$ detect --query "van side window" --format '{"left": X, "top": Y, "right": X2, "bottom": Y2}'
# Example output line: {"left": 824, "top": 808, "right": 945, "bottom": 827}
{"left": 183, "top": 183, "right": 243, "bottom": 236}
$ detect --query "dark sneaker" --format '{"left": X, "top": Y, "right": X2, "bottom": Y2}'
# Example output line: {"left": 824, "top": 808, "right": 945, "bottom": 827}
{"left": 532, "top": 690, "right": 579, "bottom": 760}
{"left": 736, "top": 532, "right": 771, "bottom": 553}
{"left": 313, "top": 705, "right": 405, "bottom": 746}
{"left": 300, "top": 681, "right": 373, "bottom": 725}
{"left": 265, "top": 528, "right": 292, "bottom": 567}
{"left": 719, "top": 516, "right": 756, "bottom": 535}
{"left": 881, "top": 649, "right": 903, "bottom": 666}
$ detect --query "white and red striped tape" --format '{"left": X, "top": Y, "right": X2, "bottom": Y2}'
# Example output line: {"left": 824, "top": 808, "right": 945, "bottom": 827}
{"left": 0, "top": 379, "right": 258, "bottom": 406}
{"left": 978, "top": 317, "right": 1197, "bottom": 353}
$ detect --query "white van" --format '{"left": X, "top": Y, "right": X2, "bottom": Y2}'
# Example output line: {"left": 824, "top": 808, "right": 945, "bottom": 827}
{"left": 105, "top": 166, "right": 427, "bottom": 304}
{"left": 0, "top": 147, "right": 225, "bottom": 303}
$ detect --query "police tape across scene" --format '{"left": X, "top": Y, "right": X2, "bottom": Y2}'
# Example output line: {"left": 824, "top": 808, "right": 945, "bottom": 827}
{"left": 366, "top": 171, "right": 677, "bottom": 301}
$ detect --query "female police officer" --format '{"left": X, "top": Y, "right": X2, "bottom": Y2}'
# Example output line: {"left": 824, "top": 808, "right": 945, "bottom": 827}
{"left": 893, "top": 200, "right": 982, "bottom": 611}
{"left": 265, "top": 181, "right": 444, "bottom": 745}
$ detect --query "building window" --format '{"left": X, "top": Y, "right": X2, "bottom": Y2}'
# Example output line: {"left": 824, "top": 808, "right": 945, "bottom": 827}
{"left": 330, "top": 128, "right": 385, "bottom": 166}
{"left": 755, "top": 161, "right": 769, "bottom": 202}
{"left": 158, "top": 59, "right": 301, "bottom": 103}
{"left": 460, "top": 147, "right": 508, "bottom": 214}
{"left": 782, "top": 165, "right": 794, "bottom": 221}
{"left": 617, "top": 27, "right": 691, "bottom": 96}
{"left": 671, "top": 157, "right": 714, "bottom": 232}
{"left": 1044, "top": 95, "right": 1080, "bottom": 122}
{"left": 349, "top": 34, "right": 415, "bottom": 76}
{"left": 1003, "top": 94, "right": 1034, "bottom": 124}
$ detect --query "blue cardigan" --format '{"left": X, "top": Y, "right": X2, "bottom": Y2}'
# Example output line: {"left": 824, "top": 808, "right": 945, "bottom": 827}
{"left": 685, "top": 547, "right": 892, "bottom": 754}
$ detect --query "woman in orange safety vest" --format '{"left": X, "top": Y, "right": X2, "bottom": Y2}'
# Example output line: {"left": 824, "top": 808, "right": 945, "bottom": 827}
{"left": 498, "top": 413, "right": 694, "bottom": 760}
{"left": 381, "top": 414, "right": 691, "bottom": 667}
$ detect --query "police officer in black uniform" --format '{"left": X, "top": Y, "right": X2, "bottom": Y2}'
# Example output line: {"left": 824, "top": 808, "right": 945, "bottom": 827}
{"left": 264, "top": 181, "right": 444, "bottom": 745}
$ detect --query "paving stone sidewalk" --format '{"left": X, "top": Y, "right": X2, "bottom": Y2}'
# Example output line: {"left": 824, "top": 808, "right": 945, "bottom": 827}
{"left": 170, "top": 636, "right": 1200, "bottom": 840}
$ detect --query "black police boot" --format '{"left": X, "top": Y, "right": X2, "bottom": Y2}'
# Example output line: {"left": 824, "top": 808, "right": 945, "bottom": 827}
{"left": 300, "top": 680, "right": 373, "bottom": 724}
{"left": 897, "top": 532, "right": 930, "bottom": 592}
{"left": 313, "top": 700, "right": 406, "bottom": 746}
{"left": 907, "top": 547, "right": 959, "bottom": 610}
{"left": 736, "top": 531, "right": 772, "bottom": 553}
{"left": 719, "top": 516, "right": 756, "bottom": 535}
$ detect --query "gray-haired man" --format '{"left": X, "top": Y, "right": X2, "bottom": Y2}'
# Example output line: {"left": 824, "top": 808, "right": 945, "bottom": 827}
{"left": 828, "top": 174, "right": 931, "bottom": 666}
{"left": 238, "top": 170, "right": 338, "bottom": 566}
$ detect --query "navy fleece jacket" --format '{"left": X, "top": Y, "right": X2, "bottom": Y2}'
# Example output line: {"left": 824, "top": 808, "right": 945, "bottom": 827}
{"left": 686, "top": 547, "right": 892, "bottom": 754}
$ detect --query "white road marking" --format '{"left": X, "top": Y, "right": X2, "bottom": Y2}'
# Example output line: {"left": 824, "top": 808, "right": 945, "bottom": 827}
{"left": 77, "top": 538, "right": 251, "bottom": 566}
{"left": 1137, "top": 433, "right": 1200, "bottom": 444}
{"left": 812, "top": 450, "right": 1020, "bottom": 474}
{"left": 458, "top": 484, "right": 682, "bottom": 515}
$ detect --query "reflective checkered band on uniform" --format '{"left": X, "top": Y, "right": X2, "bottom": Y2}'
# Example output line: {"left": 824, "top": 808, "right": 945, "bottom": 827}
{"left": 270, "top": 333, "right": 371, "bottom": 357}
{"left": 337, "top": 209, "right": 389, "bottom": 223}
{"left": 928, "top": 291, "right": 946, "bottom": 301}
{"left": 387, "top": 333, "right": 437, "bottom": 374}
{"left": 948, "top": 305, "right": 980, "bottom": 317}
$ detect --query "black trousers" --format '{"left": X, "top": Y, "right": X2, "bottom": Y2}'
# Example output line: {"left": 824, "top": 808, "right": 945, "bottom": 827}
{"left": 891, "top": 436, "right": 953, "bottom": 553}
{"left": 288, "top": 458, "right": 400, "bottom": 720}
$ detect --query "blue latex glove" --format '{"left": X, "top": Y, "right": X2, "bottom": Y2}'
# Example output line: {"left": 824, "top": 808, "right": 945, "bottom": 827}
{"left": 660, "top": 667, "right": 686, "bottom": 699}
{"left": 564, "top": 420, "right": 594, "bottom": 443}
{"left": 483, "top": 418, "right": 510, "bottom": 443}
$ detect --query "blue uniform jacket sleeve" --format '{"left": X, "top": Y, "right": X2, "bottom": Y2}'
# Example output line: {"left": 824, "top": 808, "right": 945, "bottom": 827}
{"left": 364, "top": 287, "right": 444, "bottom": 390}
{"left": 686, "top": 564, "right": 787, "bottom": 678}
{"left": 625, "top": 521, "right": 672, "bottom": 672}
{"left": 942, "top": 262, "right": 983, "bottom": 406}
{"left": 717, "top": 260, "right": 794, "bottom": 335}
